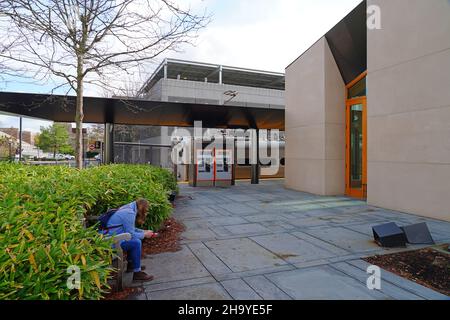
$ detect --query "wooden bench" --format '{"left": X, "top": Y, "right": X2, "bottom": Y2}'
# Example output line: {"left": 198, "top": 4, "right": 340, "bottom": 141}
{"left": 82, "top": 216, "right": 131, "bottom": 292}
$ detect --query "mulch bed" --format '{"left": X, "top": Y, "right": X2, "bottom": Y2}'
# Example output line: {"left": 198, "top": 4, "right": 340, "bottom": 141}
{"left": 142, "top": 217, "right": 186, "bottom": 255}
{"left": 103, "top": 217, "right": 186, "bottom": 300}
{"left": 104, "top": 286, "right": 145, "bottom": 300}
{"left": 364, "top": 245, "right": 450, "bottom": 296}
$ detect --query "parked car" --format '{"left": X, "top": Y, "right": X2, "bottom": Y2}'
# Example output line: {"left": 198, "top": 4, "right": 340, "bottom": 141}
{"left": 55, "top": 154, "right": 65, "bottom": 160}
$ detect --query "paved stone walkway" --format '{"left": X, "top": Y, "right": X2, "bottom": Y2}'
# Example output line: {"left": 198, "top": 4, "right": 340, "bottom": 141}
{"left": 132, "top": 180, "right": 450, "bottom": 300}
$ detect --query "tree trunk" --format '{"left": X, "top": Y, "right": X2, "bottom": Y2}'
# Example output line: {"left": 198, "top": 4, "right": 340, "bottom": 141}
{"left": 75, "top": 55, "right": 84, "bottom": 169}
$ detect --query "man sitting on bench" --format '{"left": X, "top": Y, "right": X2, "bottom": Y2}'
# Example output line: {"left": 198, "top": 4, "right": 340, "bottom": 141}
{"left": 106, "top": 198, "right": 158, "bottom": 282}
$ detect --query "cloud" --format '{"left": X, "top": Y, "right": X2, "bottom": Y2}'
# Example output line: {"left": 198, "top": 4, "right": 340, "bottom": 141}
{"left": 167, "top": 0, "right": 363, "bottom": 72}
{"left": 1, "top": 0, "right": 363, "bottom": 95}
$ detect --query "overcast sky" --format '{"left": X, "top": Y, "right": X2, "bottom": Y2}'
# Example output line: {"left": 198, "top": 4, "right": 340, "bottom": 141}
{"left": 0, "top": 0, "right": 363, "bottom": 132}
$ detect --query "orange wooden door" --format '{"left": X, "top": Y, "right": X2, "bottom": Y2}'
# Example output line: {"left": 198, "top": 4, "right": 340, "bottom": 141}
{"left": 345, "top": 97, "right": 367, "bottom": 199}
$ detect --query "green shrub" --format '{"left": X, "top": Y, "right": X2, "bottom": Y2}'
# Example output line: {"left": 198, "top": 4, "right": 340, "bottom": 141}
{"left": 84, "top": 165, "right": 173, "bottom": 230}
{"left": 150, "top": 166, "right": 179, "bottom": 195}
{"left": 0, "top": 163, "right": 176, "bottom": 300}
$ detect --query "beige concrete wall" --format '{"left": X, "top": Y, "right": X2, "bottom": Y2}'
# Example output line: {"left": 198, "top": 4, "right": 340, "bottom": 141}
{"left": 285, "top": 38, "right": 345, "bottom": 195}
{"left": 324, "top": 39, "right": 346, "bottom": 195}
{"left": 367, "top": 0, "right": 450, "bottom": 221}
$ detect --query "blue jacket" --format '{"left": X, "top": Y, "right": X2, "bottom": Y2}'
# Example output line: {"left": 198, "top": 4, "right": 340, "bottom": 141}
{"left": 106, "top": 201, "right": 145, "bottom": 241}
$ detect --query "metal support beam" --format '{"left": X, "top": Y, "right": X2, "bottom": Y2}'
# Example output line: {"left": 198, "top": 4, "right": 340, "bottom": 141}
{"left": 163, "top": 62, "right": 168, "bottom": 79}
{"left": 219, "top": 65, "right": 223, "bottom": 84}
{"left": 104, "top": 123, "right": 114, "bottom": 164}
{"left": 251, "top": 129, "right": 259, "bottom": 184}
{"left": 19, "top": 117, "right": 22, "bottom": 162}
{"left": 232, "top": 138, "right": 236, "bottom": 186}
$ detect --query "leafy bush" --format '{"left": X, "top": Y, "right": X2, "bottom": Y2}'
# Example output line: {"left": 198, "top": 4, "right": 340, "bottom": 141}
{"left": 84, "top": 165, "right": 174, "bottom": 230}
{"left": 150, "top": 166, "right": 179, "bottom": 195}
{"left": 0, "top": 163, "right": 176, "bottom": 300}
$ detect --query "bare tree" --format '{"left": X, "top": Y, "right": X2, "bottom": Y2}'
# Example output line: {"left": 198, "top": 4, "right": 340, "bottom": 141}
{"left": 0, "top": 0, "right": 209, "bottom": 168}
{"left": 102, "top": 74, "right": 143, "bottom": 98}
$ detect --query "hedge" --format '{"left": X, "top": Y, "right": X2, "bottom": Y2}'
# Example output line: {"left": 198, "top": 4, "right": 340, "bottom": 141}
{"left": 0, "top": 163, "right": 177, "bottom": 300}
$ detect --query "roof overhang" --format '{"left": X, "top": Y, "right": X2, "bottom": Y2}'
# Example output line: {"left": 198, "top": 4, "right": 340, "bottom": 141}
{"left": 325, "top": 0, "right": 367, "bottom": 84}
{"left": 0, "top": 92, "right": 285, "bottom": 130}
{"left": 286, "top": 0, "right": 367, "bottom": 85}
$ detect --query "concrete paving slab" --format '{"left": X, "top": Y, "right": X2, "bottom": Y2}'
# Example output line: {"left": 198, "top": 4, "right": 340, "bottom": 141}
{"left": 220, "top": 279, "right": 262, "bottom": 300}
{"left": 293, "top": 259, "right": 330, "bottom": 269}
{"left": 250, "top": 233, "right": 338, "bottom": 263}
{"left": 180, "top": 228, "right": 217, "bottom": 241}
{"left": 207, "top": 217, "right": 249, "bottom": 226}
{"left": 215, "top": 265, "right": 296, "bottom": 282}
{"left": 141, "top": 246, "right": 211, "bottom": 284}
{"left": 264, "top": 225, "right": 291, "bottom": 233}
{"left": 217, "top": 203, "right": 259, "bottom": 215}
{"left": 202, "top": 205, "right": 231, "bottom": 216}
{"left": 300, "top": 208, "right": 342, "bottom": 217}
{"left": 204, "top": 238, "right": 288, "bottom": 272}
{"left": 224, "top": 223, "right": 271, "bottom": 236}
{"left": 147, "top": 283, "right": 232, "bottom": 300}
{"left": 175, "top": 209, "right": 208, "bottom": 219}
{"left": 265, "top": 266, "right": 386, "bottom": 300}
{"left": 180, "top": 220, "right": 208, "bottom": 229}
{"left": 209, "top": 226, "right": 234, "bottom": 237}
{"left": 320, "top": 201, "right": 367, "bottom": 209}
{"left": 244, "top": 213, "right": 285, "bottom": 223}
{"left": 145, "top": 276, "right": 217, "bottom": 293}
{"left": 243, "top": 275, "right": 292, "bottom": 300}
{"left": 291, "top": 231, "right": 350, "bottom": 256}
{"left": 222, "top": 194, "right": 257, "bottom": 202}
{"left": 287, "top": 216, "right": 332, "bottom": 228}
{"left": 188, "top": 242, "right": 233, "bottom": 276}
{"left": 303, "top": 227, "right": 380, "bottom": 253}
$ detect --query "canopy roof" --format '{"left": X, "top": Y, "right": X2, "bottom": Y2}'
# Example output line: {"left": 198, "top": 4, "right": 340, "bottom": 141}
{"left": 0, "top": 91, "right": 285, "bottom": 130}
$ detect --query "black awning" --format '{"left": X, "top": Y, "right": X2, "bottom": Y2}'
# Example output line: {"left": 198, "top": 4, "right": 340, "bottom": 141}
{"left": 325, "top": 0, "right": 367, "bottom": 84}
{"left": 0, "top": 91, "right": 285, "bottom": 130}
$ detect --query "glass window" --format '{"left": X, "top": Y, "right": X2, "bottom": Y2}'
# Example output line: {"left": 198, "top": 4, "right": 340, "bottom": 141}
{"left": 350, "top": 104, "right": 363, "bottom": 189}
{"left": 348, "top": 77, "right": 366, "bottom": 99}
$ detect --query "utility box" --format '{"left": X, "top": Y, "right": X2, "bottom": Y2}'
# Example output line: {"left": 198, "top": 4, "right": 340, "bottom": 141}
{"left": 401, "top": 223, "right": 435, "bottom": 245}
{"left": 372, "top": 222, "right": 407, "bottom": 248}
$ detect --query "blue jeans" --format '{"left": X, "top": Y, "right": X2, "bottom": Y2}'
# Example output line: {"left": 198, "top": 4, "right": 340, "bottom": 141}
{"left": 120, "top": 239, "right": 141, "bottom": 272}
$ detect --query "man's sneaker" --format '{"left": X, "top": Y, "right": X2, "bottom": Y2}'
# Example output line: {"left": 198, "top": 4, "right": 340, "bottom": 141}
{"left": 133, "top": 271, "right": 154, "bottom": 282}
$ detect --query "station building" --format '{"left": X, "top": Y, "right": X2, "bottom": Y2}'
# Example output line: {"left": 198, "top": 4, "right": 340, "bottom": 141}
{"left": 136, "top": 59, "right": 286, "bottom": 181}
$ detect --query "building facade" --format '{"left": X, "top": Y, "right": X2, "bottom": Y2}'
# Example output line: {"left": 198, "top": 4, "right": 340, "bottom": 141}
{"left": 139, "top": 58, "right": 285, "bottom": 109}
{"left": 134, "top": 59, "right": 286, "bottom": 181}
{"left": 286, "top": 0, "right": 450, "bottom": 221}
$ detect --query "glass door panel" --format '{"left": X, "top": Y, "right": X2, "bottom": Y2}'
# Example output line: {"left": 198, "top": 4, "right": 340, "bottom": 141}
{"left": 350, "top": 104, "right": 363, "bottom": 189}
{"left": 346, "top": 98, "right": 367, "bottom": 199}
